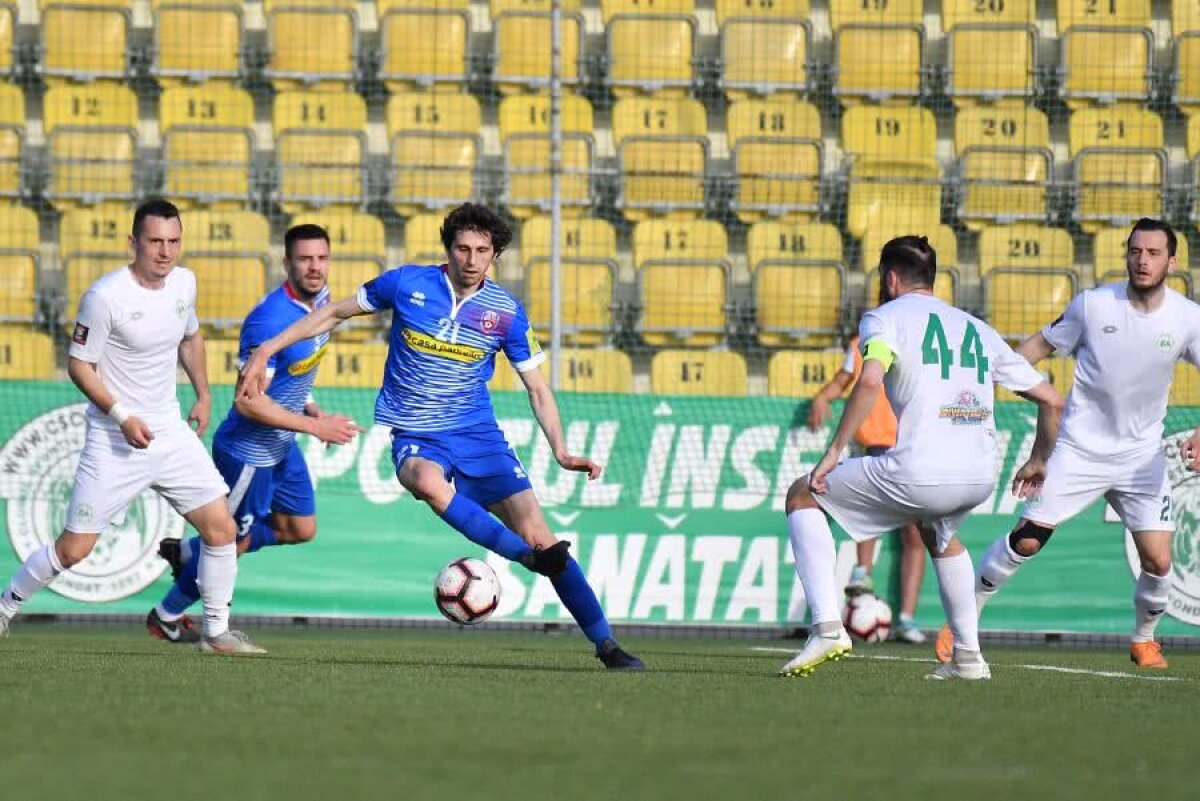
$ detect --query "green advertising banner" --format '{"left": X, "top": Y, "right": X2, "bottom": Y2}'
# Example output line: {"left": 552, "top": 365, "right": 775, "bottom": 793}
{"left": 0, "top": 380, "right": 1198, "bottom": 636}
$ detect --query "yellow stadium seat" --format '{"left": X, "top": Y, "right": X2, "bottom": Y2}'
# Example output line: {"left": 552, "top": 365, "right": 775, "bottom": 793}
{"left": 386, "top": 92, "right": 479, "bottom": 217}
{"left": 266, "top": 5, "right": 356, "bottom": 92}
{"left": 61, "top": 203, "right": 133, "bottom": 316}
{"left": 1068, "top": 108, "right": 1163, "bottom": 233}
{"left": 942, "top": 0, "right": 1035, "bottom": 29}
{"left": 1170, "top": 362, "right": 1200, "bottom": 405}
{"left": 182, "top": 209, "right": 270, "bottom": 327}
{"left": 204, "top": 338, "right": 243, "bottom": 385}
{"left": 1069, "top": 106, "right": 1163, "bottom": 152}
{"left": 1093, "top": 226, "right": 1190, "bottom": 283}
{"left": 755, "top": 264, "right": 842, "bottom": 347}
{"left": 159, "top": 85, "right": 255, "bottom": 208}
{"left": 404, "top": 213, "right": 447, "bottom": 263}
{"left": 860, "top": 217, "right": 958, "bottom": 271}
{"left": 0, "top": 2, "right": 13, "bottom": 77}
{"left": 315, "top": 342, "right": 388, "bottom": 389}
{"left": 0, "top": 205, "right": 39, "bottom": 323}
{"left": 955, "top": 106, "right": 1052, "bottom": 230}
{"left": 727, "top": 98, "right": 821, "bottom": 224}
{"left": 767, "top": 350, "right": 848, "bottom": 398}
{"left": 865, "top": 267, "right": 955, "bottom": 307}
{"left": 525, "top": 259, "right": 617, "bottom": 344}
{"left": 0, "top": 84, "right": 23, "bottom": 200}
{"left": 835, "top": 24, "right": 922, "bottom": 104}
{"left": 607, "top": 15, "right": 696, "bottom": 97}
{"left": 1174, "top": 0, "right": 1200, "bottom": 34}
{"left": 1061, "top": 29, "right": 1151, "bottom": 108}
{"left": 842, "top": 98, "right": 937, "bottom": 163}
{"left": 955, "top": 106, "right": 1051, "bottom": 152}
{"left": 521, "top": 216, "right": 617, "bottom": 263}
{"left": 720, "top": 20, "right": 808, "bottom": 99}
{"left": 977, "top": 224, "right": 1075, "bottom": 276}
{"left": 986, "top": 269, "right": 1076, "bottom": 340}
{"left": 493, "top": 11, "right": 582, "bottom": 94}
{"left": 498, "top": 94, "right": 593, "bottom": 218}
{"left": 151, "top": 0, "right": 241, "bottom": 84}
{"left": 43, "top": 84, "right": 138, "bottom": 208}
{"left": 948, "top": 26, "right": 1036, "bottom": 107}
{"left": 632, "top": 219, "right": 728, "bottom": 267}
{"left": 639, "top": 263, "right": 727, "bottom": 346}
{"left": 0, "top": 325, "right": 54, "bottom": 380}
{"left": 1056, "top": 0, "right": 1149, "bottom": 31}
{"left": 829, "top": 0, "right": 921, "bottom": 29}
{"left": 274, "top": 92, "right": 367, "bottom": 213}
{"left": 746, "top": 221, "right": 843, "bottom": 270}
{"left": 554, "top": 348, "right": 634, "bottom": 393}
{"left": 492, "top": 0, "right": 582, "bottom": 13}
{"left": 612, "top": 97, "right": 707, "bottom": 221}
{"left": 715, "top": 0, "right": 809, "bottom": 24}
{"left": 600, "top": 0, "right": 693, "bottom": 22}
{"left": 379, "top": 9, "right": 468, "bottom": 93}
{"left": 843, "top": 106, "right": 940, "bottom": 239}
{"left": 42, "top": 3, "right": 129, "bottom": 83}
{"left": 1177, "top": 34, "right": 1200, "bottom": 116}
{"left": 726, "top": 97, "right": 820, "bottom": 144}
{"left": 650, "top": 350, "right": 748, "bottom": 396}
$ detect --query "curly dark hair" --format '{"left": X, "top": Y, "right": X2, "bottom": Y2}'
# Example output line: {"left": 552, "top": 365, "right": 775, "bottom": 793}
{"left": 878, "top": 235, "right": 937, "bottom": 290}
{"left": 439, "top": 203, "right": 512, "bottom": 256}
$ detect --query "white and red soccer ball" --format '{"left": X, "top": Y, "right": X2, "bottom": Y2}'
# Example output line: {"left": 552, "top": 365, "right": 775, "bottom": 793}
{"left": 434, "top": 557, "right": 500, "bottom": 625}
{"left": 842, "top": 592, "right": 893, "bottom": 643}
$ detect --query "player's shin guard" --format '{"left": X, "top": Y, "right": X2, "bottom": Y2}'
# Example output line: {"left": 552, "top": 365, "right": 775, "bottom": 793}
{"left": 934, "top": 550, "right": 980, "bottom": 653}
{"left": 438, "top": 494, "right": 532, "bottom": 563}
{"left": 1133, "top": 570, "right": 1170, "bottom": 643}
{"left": 551, "top": 557, "right": 612, "bottom": 646}
{"left": 786, "top": 509, "right": 841, "bottom": 627}
{"left": 197, "top": 542, "right": 237, "bottom": 638}
{"left": 0, "top": 543, "right": 65, "bottom": 619}
{"left": 244, "top": 518, "right": 278, "bottom": 554}
{"left": 975, "top": 534, "right": 1028, "bottom": 614}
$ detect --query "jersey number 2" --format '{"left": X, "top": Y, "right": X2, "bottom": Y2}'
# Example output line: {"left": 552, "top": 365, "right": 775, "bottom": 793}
{"left": 922, "top": 313, "right": 989, "bottom": 384}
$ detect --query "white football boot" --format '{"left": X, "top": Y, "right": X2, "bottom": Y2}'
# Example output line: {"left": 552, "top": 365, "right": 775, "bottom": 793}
{"left": 779, "top": 629, "right": 853, "bottom": 677}
{"left": 0, "top": 614, "right": 9, "bottom": 638}
{"left": 926, "top": 647, "right": 991, "bottom": 681}
{"left": 199, "top": 629, "right": 267, "bottom": 655}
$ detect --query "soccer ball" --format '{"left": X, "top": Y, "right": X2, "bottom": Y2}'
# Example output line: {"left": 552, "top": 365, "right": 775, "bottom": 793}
{"left": 434, "top": 557, "right": 500, "bottom": 625}
{"left": 842, "top": 592, "right": 893, "bottom": 643}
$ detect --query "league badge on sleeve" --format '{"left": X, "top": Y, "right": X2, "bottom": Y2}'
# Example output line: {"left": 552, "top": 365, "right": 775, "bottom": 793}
{"left": 72, "top": 323, "right": 89, "bottom": 345}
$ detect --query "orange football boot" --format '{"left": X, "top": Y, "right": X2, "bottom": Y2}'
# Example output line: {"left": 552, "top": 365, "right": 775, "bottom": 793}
{"left": 934, "top": 624, "right": 954, "bottom": 664}
{"left": 1130, "top": 640, "right": 1168, "bottom": 670}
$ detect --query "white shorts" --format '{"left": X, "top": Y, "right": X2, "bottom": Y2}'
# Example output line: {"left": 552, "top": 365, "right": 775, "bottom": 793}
{"left": 1020, "top": 444, "right": 1173, "bottom": 533}
{"left": 65, "top": 419, "right": 229, "bottom": 534}
{"left": 812, "top": 456, "right": 994, "bottom": 552}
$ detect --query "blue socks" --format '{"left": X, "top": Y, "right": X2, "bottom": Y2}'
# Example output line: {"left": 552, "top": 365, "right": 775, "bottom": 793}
{"left": 438, "top": 494, "right": 532, "bottom": 563}
{"left": 553, "top": 557, "right": 613, "bottom": 647}
{"left": 158, "top": 519, "right": 280, "bottom": 617}
{"left": 245, "top": 518, "right": 277, "bottom": 554}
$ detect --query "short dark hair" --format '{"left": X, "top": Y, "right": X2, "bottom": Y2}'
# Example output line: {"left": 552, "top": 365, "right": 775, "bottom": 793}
{"left": 284, "top": 224, "right": 330, "bottom": 259}
{"left": 878, "top": 235, "right": 937, "bottom": 289}
{"left": 1128, "top": 218, "right": 1177, "bottom": 257}
{"left": 132, "top": 198, "right": 180, "bottom": 238}
{"left": 439, "top": 203, "right": 512, "bottom": 256}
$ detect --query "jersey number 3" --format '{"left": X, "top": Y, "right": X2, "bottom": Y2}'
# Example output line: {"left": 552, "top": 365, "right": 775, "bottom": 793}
{"left": 922, "top": 313, "right": 989, "bottom": 384}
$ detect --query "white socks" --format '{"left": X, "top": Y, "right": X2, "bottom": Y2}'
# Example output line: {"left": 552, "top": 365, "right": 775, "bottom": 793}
{"left": 1133, "top": 570, "right": 1170, "bottom": 643}
{"left": 975, "top": 534, "right": 1028, "bottom": 613}
{"left": 0, "top": 543, "right": 65, "bottom": 619}
{"left": 933, "top": 550, "right": 980, "bottom": 653}
{"left": 787, "top": 509, "right": 842, "bottom": 628}
{"left": 197, "top": 542, "right": 237, "bottom": 638}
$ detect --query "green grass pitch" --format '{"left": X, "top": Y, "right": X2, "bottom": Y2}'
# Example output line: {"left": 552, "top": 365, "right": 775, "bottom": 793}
{"left": 1, "top": 625, "right": 1197, "bottom": 801}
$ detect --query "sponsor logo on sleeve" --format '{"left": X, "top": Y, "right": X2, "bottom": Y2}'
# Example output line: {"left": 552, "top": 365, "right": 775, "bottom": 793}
{"left": 71, "top": 323, "right": 89, "bottom": 345}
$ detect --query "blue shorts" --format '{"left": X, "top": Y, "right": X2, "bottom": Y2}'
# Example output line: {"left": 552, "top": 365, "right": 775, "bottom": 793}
{"left": 390, "top": 424, "right": 532, "bottom": 508}
{"left": 213, "top": 440, "right": 315, "bottom": 540}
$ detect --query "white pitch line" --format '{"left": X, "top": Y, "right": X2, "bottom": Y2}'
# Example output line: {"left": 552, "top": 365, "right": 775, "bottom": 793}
{"left": 748, "top": 647, "right": 1184, "bottom": 682}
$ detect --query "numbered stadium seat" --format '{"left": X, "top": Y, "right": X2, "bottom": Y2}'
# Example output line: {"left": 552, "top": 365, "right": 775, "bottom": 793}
{"left": 290, "top": 210, "right": 386, "bottom": 338}
{"left": 265, "top": 0, "right": 357, "bottom": 92}
{"left": 42, "top": 84, "right": 138, "bottom": 209}
{"left": 650, "top": 350, "right": 747, "bottom": 396}
{"left": 521, "top": 216, "right": 618, "bottom": 264}
{"left": 639, "top": 263, "right": 728, "bottom": 347}
{"left": 555, "top": 348, "right": 634, "bottom": 393}
{"left": 986, "top": 269, "right": 1076, "bottom": 340}
{"left": 183, "top": 209, "right": 270, "bottom": 327}
{"left": 611, "top": 97, "right": 708, "bottom": 221}
{"left": 1177, "top": 34, "right": 1200, "bottom": 116}
{"left": 41, "top": 1, "right": 130, "bottom": 83}
{"left": 151, "top": 0, "right": 242, "bottom": 85}
{"left": 273, "top": 92, "right": 367, "bottom": 213}
{"left": 745, "top": 221, "right": 843, "bottom": 271}
{"left": 829, "top": 0, "right": 921, "bottom": 28}
{"left": 498, "top": 94, "right": 593, "bottom": 218}
{"left": 1093, "top": 226, "right": 1190, "bottom": 294}
{"left": 947, "top": 25, "right": 1036, "bottom": 107}
{"left": 755, "top": 263, "right": 842, "bottom": 347}
{"left": 60, "top": 203, "right": 133, "bottom": 318}
{"left": 767, "top": 349, "right": 848, "bottom": 398}
{"left": 525, "top": 259, "right": 618, "bottom": 344}
{"left": 159, "top": 85, "right": 255, "bottom": 209}
{"left": 977, "top": 224, "right": 1075, "bottom": 276}
{"left": 632, "top": 219, "right": 728, "bottom": 267}
{"left": 1170, "top": 362, "right": 1200, "bottom": 406}
{"left": 1061, "top": 28, "right": 1152, "bottom": 108}
{"left": 0, "top": 324, "right": 55, "bottom": 380}
{"left": 1056, "top": 0, "right": 1149, "bottom": 31}
{"left": 0, "top": 205, "right": 39, "bottom": 322}
{"left": 204, "top": 338, "right": 243, "bottom": 385}
{"left": 493, "top": 10, "right": 583, "bottom": 94}
{"left": 599, "top": 0, "right": 693, "bottom": 21}
{"left": 843, "top": 106, "right": 940, "bottom": 240}
{"left": 492, "top": 0, "right": 581, "bottom": 15}
{"left": 315, "top": 342, "right": 389, "bottom": 389}
{"left": 1069, "top": 107, "right": 1164, "bottom": 232}
{"left": 835, "top": 24, "right": 922, "bottom": 105}
{"left": 955, "top": 106, "right": 1052, "bottom": 230}
{"left": 607, "top": 15, "right": 696, "bottom": 98}
{"left": 403, "top": 213, "right": 447, "bottom": 263}
{"left": 727, "top": 98, "right": 822, "bottom": 224}
{"left": 942, "top": 0, "right": 1035, "bottom": 29}
{"left": 715, "top": 0, "right": 810, "bottom": 24}
{"left": 720, "top": 19, "right": 809, "bottom": 99}
{"left": 864, "top": 266, "right": 956, "bottom": 307}
{"left": 387, "top": 92, "right": 480, "bottom": 217}
{"left": 0, "top": 84, "right": 23, "bottom": 200}
{"left": 859, "top": 213, "right": 958, "bottom": 271}
{"left": 378, "top": 4, "right": 468, "bottom": 93}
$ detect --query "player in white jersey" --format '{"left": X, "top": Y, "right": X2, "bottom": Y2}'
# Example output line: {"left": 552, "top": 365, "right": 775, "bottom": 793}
{"left": 780, "top": 236, "right": 1064, "bottom": 680}
{"left": 0, "top": 199, "right": 263, "bottom": 654}
{"left": 934, "top": 218, "right": 1200, "bottom": 670}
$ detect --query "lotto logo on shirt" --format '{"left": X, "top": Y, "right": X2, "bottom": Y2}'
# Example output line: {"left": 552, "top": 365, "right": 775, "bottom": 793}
{"left": 72, "top": 323, "right": 89, "bottom": 345}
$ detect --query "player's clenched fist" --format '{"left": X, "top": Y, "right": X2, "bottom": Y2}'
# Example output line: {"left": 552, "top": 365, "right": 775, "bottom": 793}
{"left": 120, "top": 416, "right": 153, "bottom": 449}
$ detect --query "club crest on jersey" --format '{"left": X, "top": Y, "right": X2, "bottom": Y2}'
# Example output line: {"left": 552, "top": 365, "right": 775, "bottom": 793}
{"left": 938, "top": 391, "right": 991, "bottom": 426}
{"left": 481, "top": 310, "right": 500, "bottom": 333}
{"left": 176, "top": 299, "right": 189, "bottom": 318}
{"left": 1157, "top": 332, "right": 1176, "bottom": 352}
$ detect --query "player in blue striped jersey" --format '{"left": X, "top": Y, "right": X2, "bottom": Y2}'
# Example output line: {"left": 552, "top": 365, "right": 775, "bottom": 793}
{"left": 240, "top": 204, "right": 643, "bottom": 669}
{"left": 146, "top": 225, "right": 363, "bottom": 643}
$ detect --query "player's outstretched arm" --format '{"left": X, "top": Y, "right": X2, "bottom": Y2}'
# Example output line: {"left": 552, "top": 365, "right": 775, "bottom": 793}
{"left": 66, "top": 356, "right": 153, "bottom": 449}
{"left": 178, "top": 330, "right": 212, "bottom": 435}
{"left": 1015, "top": 332, "right": 1056, "bottom": 366}
{"left": 1010, "top": 380, "right": 1065, "bottom": 498}
{"left": 239, "top": 295, "right": 367, "bottom": 399}
{"left": 519, "top": 366, "right": 601, "bottom": 480}
{"left": 233, "top": 375, "right": 363, "bottom": 445}
{"left": 810, "top": 358, "right": 885, "bottom": 493}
